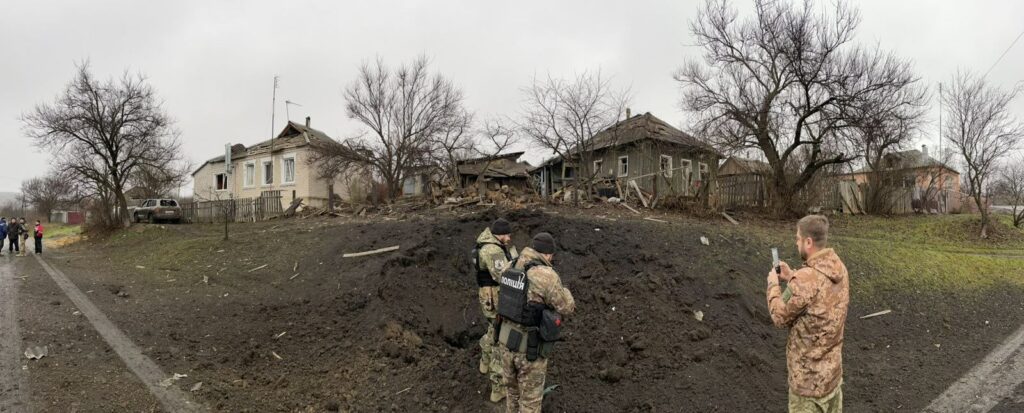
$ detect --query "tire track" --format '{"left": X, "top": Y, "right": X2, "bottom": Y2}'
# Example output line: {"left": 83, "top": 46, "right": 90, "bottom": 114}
{"left": 923, "top": 322, "right": 1024, "bottom": 412}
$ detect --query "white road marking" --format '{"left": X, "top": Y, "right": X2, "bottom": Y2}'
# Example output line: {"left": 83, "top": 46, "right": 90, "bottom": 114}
{"left": 0, "top": 260, "right": 27, "bottom": 412}
{"left": 923, "top": 322, "right": 1024, "bottom": 412}
{"left": 33, "top": 255, "right": 205, "bottom": 412}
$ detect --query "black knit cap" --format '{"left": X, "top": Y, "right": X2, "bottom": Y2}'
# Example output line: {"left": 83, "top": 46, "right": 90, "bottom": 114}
{"left": 490, "top": 218, "right": 512, "bottom": 236}
{"left": 532, "top": 232, "right": 556, "bottom": 254}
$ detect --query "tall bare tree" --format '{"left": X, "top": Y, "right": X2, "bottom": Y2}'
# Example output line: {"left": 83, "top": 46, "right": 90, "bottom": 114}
{"left": 942, "top": 71, "right": 1023, "bottom": 237}
{"left": 429, "top": 108, "right": 475, "bottom": 188}
{"left": 20, "top": 170, "right": 84, "bottom": 222}
{"left": 128, "top": 162, "right": 191, "bottom": 199}
{"left": 23, "top": 62, "right": 183, "bottom": 228}
{"left": 519, "top": 70, "right": 629, "bottom": 199}
{"left": 310, "top": 56, "right": 466, "bottom": 199}
{"left": 676, "top": 0, "right": 922, "bottom": 214}
{"left": 995, "top": 155, "right": 1024, "bottom": 228}
{"left": 468, "top": 119, "right": 521, "bottom": 198}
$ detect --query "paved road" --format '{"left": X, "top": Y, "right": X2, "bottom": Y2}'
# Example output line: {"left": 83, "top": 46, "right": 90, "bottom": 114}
{"left": 0, "top": 254, "right": 206, "bottom": 412}
{"left": 924, "top": 322, "right": 1024, "bottom": 412}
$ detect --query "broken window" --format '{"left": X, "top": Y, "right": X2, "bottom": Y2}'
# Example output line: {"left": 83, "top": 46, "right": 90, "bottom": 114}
{"left": 660, "top": 155, "right": 673, "bottom": 178}
{"left": 618, "top": 156, "right": 629, "bottom": 177}
{"left": 593, "top": 159, "right": 604, "bottom": 177}
{"left": 283, "top": 155, "right": 296, "bottom": 184}
{"left": 262, "top": 159, "right": 273, "bottom": 185}
{"left": 215, "top": 173, "right": 228, "bottom": 191}
{"left": 698, "top": 162, "right": 709, "bottom": 182}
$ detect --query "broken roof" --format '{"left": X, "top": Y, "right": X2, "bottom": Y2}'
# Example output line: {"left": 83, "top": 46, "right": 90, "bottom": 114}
{"left": 457, "top": 152, "right": 532, "bottom": 179}
{"left": 846, "top": 149, "right": 959, "bottom": 175}
{"left": 192, "top": 121, "right": 333, "bottom": 176}
{"left": 721, "top": 157, "right": 773, "bottom": 176}
{"left": 585, "top": 112, "right": 720, "bottom": 155}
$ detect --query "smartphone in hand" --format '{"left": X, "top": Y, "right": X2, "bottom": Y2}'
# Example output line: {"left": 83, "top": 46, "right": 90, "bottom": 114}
{"left": 771, "top": 247, "right": 780, "bottom": 274}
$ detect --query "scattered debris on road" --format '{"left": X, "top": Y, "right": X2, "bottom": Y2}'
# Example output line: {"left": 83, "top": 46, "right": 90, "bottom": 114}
{"left": 860, "top": 309, "right": 893, "bottom": 319}
{"left": 158, "top": 373, "right": 188, "bottom": 387}
{"left": 24, "top": 346, "right": 48, "bottom": 360}
{"left": 247, "top": 264, "right": 268, "bottom": 272}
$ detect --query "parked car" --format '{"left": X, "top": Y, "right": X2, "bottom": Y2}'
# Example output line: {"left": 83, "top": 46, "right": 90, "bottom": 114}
{"left": 134, "top": 199, "right": 183, "bottom": 224}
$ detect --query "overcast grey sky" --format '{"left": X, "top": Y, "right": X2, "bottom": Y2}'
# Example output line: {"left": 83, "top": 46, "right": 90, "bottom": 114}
{"left": 1, "top": 0, "right": 1022, "bottom": 193}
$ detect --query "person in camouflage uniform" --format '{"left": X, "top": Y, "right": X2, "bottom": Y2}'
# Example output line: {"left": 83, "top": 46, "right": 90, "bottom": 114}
{"left": 766, "top": 215, "right": 849, "bottom": 413}
{"left": 476, "top": 218, "right": 518, "bottom": 403}
{"left": 499, "top": 232, "right": 575, "bottom": 413}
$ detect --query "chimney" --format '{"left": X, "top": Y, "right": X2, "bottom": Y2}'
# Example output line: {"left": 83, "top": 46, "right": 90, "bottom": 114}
{"left": 922, "top": 144, "right": 928, "bottom": 158}
{"left": 305, "top": 116, "right": 311, "bottom": 128}
{"left": 626, "top": 107, "right": 631, "bottom": 119}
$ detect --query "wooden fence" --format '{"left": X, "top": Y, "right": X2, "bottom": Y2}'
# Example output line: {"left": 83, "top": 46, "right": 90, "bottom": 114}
{"left": 717, "top": 174, "right": 843, "bottom": 211}
{"left": 181, "top": 191, "right": 283, "bottom": 223}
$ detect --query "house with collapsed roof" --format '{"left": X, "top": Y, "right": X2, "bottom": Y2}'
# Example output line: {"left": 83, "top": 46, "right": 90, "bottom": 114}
{"left": 192, "top": 117, "right": 367, "bottom": 208}
{"left": 530, "top": 111, "right": 721, "bottom": 200}
{"left": 457, "top": 152, "right": 533, "bottom": 191}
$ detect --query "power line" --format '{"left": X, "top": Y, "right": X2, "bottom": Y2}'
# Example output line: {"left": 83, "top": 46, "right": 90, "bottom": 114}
{"left": 983, "top": 28, "right": 1024, "bottom": 79}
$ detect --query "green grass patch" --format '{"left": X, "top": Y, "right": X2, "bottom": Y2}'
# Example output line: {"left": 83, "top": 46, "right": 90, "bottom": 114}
{"left": 44, "top": 223, "right": 82, "bottom": 239}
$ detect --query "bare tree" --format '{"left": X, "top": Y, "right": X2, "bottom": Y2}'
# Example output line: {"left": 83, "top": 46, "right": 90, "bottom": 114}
{"left": 313, "top": 56, "right": 466, "bottom": 199}
{"left": 429, "top": 108, "right": 475, "bottom": 189}
{"left": 995, "top": 155, "right": 1024, "bottom": 228}
{"left": 22, "top": 62, "right": 183, "bottom": 228}
{"left": 519, "top": 70, "right": 629, "bottom": 200}
{"left": 468, "top": 120, "right": 521, "bottom": 198}
{"left": 676, "top": 0, "right": 922, "bottom": 215}
{"left": 21, "top": 170, "right": 84, "bottom": 222}
{"left": 942, "top": 71, "right": 1023, "bottom": 238}
{"left": 128, "top": 162, "right": 192, "bottom": 199}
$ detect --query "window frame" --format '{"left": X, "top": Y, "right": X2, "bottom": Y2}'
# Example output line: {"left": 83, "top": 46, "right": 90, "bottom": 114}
{"left": 214, "top": 173, "right": 228, "bottom": 191}
{"left": 660, "top": 154, "right": 673, "bottom": 178}
{"left": 618, "top": 155, "right": 629, "bottom": 178}
{"left": 698, "top": 162, "right": 709, "bottom": 182}
{"left": 593, "top": 159, "right": 604, "bottom": 177}
{"left": 243, "top": 161, "right": 256, "bottom": 188}
{"left": 281, "top": 153, "right": 297, "bottom": 185}
{"left": 261, "top": 158, "right": 273, "bottom": 186}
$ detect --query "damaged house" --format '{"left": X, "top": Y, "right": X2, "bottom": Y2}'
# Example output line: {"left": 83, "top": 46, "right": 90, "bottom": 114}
{"left": 531, "top": 111, "right": 721, "bottom": 202}
{"left": 457, "top": 152, "right": 533, "bottom": 191}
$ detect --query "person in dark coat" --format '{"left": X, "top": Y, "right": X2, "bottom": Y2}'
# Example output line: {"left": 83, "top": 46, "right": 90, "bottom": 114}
{"left": 0, "top": 217, "right": 7, "bottom": 255}
{"left": 6, "top": 218, "right": 19, "bottom": 254}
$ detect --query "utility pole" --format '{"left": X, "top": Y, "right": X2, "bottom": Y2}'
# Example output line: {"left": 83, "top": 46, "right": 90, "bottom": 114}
{"left": 938, "top": 82, "right": 943, "bottom": 158}
{"left": 269, "top": 75, "right": 279, "bottom": 184}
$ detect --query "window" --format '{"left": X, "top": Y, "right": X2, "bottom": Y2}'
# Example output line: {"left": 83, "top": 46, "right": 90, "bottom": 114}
{"left": 262, "top": 159, "right": 273, "bottom": 185}
{"left": 244, "top": 162, "right": 255, "bottom": 187}
{"left": 660, "top": 155, "right": 673, "bottom": 178}
{"left": 160, "top": 200, "right": 178, "bottom": 207}
{"left": 144, "top": 200, "right": 156, "bottom": 207}
{"left": 681, "top": 159, "right": 693, "bottom": 181}
{"left": 618, "top": 156, "right": 629, "bottom": 177}
{"left": 698, "top": 162, "right": 709, "bottom": 182}
{"left": 282, "top": 154, "right": 296, "bottom": 184}
{"left": 593, "top": 160, "right": 604, "bottom": 177}
{"left": 563, "top": 166, "right": 576, "bottom": 179}
{"left": 215, "top": 173, "right": 228, "bottom": 191}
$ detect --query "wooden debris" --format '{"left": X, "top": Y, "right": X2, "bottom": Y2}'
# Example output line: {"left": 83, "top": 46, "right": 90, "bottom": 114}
{"left": 292, "top": 262, "right": 298, "bottom": 272}
{"left": 643, "top": 217, "right": 668, "bottom": 224}
{"left": 283, "top": 197, "right": 304, "bottom": 217}
{"left": 620, "top": 203, "right": 641, "bottom": 215}
{"left": 721, "top": 212, "right": 739, "bottom": 226}
{"left": 247, "top": 264, "right": 268, "bottom": 272}
{"left": 271, "top": 351, "right": 283, "bottom": 360}
{"left": 288, "top": 273, "right": 301, "bottom": 280}
{"left": 343, "top": 245, "right": 401, "bottom": 258}
{"left": 396, "top": 387, "right": 412, "bottom": 395}
{"left": 274, "top": 331, "right": 287, "bottom": 339}
{"left": 860, "top": 309, "right": 892, "bottom": 319}
{"left": 629, "top": 180, "right": 649, "bottom": 208}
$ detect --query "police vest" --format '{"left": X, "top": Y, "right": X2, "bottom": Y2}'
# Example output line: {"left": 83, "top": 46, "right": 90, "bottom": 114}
{"left": 497, "top": 259, "right": 548, "bottom": 326}
{"left": 470, "top": 242, "right": 512, "bottom": 288}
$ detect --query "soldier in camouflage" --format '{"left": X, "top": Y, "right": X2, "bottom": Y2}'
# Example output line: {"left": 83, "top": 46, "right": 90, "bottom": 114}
{"left": 499, "top": 232, "right": 575, "bottom": 413}
{"left": 767, "top": 215, "right": 849, "bottom": 413}
{"left": 475, "top": 218, "right": 518, "bottom": 403}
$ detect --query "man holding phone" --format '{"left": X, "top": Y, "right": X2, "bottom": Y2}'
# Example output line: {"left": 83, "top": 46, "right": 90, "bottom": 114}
{"left": 766, "top": 215, "right": 849, "bottom": 413}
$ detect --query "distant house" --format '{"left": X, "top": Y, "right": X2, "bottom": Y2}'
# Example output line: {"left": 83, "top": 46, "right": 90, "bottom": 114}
{"left": 402, "top": 166, "right": 441, "bottom": 197}
{"left": 457, "top": 152, "right": 533, "bottom": 191}
{"left": 719, "top": 157, "right": 772, "bottom": 177}
{"left": 192, "top": 117, "right": 367, "bottom": 208}
{"left": 837, "top": 145, "right": 962, "bottom": 213}
{"left": 530, "top": 112, "right": 721, "bottom": 200}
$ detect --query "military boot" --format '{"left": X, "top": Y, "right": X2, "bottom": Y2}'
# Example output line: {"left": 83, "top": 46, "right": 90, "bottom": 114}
{"left": 489, "top": 386, "right": 506, "bottom": 403}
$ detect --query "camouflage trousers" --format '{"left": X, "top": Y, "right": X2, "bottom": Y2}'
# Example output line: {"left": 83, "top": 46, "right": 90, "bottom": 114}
{"left": 478, "top": 286, "right": 504, "bottom": 397}
{"left": 479, "top": 318, "right": 505, "bottom": 395}
{"left": 501, "top": 349, "right": 548, "bottom": 413}
{"left": 789, "top": 382, "right": 842, "bottom": 413}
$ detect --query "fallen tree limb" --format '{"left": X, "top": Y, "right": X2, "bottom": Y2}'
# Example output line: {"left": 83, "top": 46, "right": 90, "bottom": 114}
{"left": 343, "top": 245, "right": 400, "bottom": 258}
{"left": 721, "top": 212, "right": 739, "bottom": 226}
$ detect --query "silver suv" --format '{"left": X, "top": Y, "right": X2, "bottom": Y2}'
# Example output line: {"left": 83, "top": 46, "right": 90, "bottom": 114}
{"left": 134, "top": 199, "right": 183, "bottom": 224}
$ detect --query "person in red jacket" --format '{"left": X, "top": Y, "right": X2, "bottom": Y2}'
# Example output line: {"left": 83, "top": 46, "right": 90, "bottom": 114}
{"left": 33, "top": 220, "right": 43, "bottom": 255}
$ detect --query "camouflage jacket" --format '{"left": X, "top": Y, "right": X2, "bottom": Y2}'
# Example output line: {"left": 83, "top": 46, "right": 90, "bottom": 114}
{"left": 514, "top": 247, "right": 575, "bottom": 316}
{"left": 476, "top": 228, "right": 518, "bottom": 283}
{"left": 767, "top": 248, "right": 849, "bottom": 398}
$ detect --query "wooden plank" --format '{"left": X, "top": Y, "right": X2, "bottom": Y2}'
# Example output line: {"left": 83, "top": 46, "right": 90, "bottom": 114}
{"left": 721, "top": 212, "right": 739, "bottom": 226}
{"left": 629, "top": 180, "right": 649, "bottom": 208}
{"left": 620, "top": 203, "right": 640, "bottom": 215}
{"left": 860, "top": 309, "right": 892, "bottom": 319}
{"left": 343, "top": 245, "right": 400, "bottom": 258}
{"left": 643, "top": 217, "right": 668, "bottom": 223}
